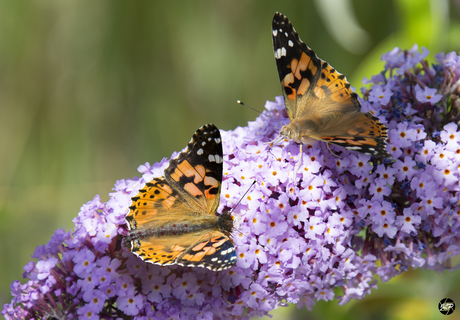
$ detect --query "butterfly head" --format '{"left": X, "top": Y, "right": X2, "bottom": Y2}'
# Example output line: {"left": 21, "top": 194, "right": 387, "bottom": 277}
{"left": 217, "top": 209, "right": 235, "bottom": 236}
{"left": 280, "top": 123, "right": 300, "bottom": 143}
{"left": 281, "top": 118, "right": 318, "bottom": 144}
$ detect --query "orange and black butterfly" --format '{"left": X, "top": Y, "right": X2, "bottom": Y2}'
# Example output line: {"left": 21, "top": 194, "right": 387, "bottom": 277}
{"left": 272, "top": 12, "right": 390, "bottom": 158}
{"left": 125, "top": 124, "right": 236, "bottom": 271}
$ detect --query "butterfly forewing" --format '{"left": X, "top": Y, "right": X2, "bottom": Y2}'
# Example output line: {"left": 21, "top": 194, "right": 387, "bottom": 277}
{"left": 165, "top": 124, "right": 223, "bottom": 216}
{"left": 272, "top": 12, "right": 390, "bottom": 158}
{"left": 273, "top": 16, "right": 322, "bottom": 120}
{"left": 125, "top": 124, "right": 236, "bottom": 271}
{"left": 126, "top": 177, "right": 192, "bottom": 231}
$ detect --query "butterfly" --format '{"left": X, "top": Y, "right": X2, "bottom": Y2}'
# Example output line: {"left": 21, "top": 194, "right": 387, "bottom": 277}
{"left": 125, "top": 124, "right": 236, "bottom": 271}
{"left": 272, "top": 12, "right": 390, "bottom": 158}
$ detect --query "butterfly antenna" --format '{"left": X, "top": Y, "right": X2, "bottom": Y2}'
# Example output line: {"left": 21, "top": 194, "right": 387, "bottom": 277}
{"left": 237, "top": 100, "right": 286, "bottom": 159}
{"left": 237, "top": 100, "right": 285, "bottom": 126}
{"left": 229, "top": 180, "right": 256, "bottom": 215}
{"left": 229, "top": 180, "right": 268, "bottom": 249}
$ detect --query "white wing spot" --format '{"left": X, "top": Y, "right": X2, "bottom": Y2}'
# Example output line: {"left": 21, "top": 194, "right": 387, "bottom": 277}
{"left": 288, "top": 40, "right": 294, "bottom": 47}
{"left": 272, "top": 29, "right": 278, "bottom": 36}
{"left": 214, "top": 137, "right": 221, "bottom": 143}
{"left": 215, "top": 155, "right": 223, "bottom": 164}
{"left": 208, "top": 137, "right": 211, "bottom": 141}
{"left": 208, "top": 154, "right": 216, "bottom": 162}
{"left": 275, "top": 48, "right": 281, "bottom": 59}
{"left": 280, "top": 47, "right": 286, "bottom": 57}
{"left": 202, "top": 141, "right": 206, "bottom": 146}
{"left": 284, "top": 32, "right": 288, "bottom": 37}
{"left": 197, "top": 148, "right": 204, "bottom": 155}
{"left": 211, "top": 257, "right": 218, "bottom": 262}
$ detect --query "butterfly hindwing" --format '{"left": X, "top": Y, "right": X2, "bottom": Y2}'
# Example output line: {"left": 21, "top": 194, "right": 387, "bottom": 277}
{"left": 272, "top": 12, "right": 391, "bottom": 158}
{"left": 125, "top": 124, "right": 236, "bottom": 271}
{"left": 317, "top": 112, "right": 390, "bottom": 156}
{"left": 176, "top": 230, "right": 236, "bottom": 271}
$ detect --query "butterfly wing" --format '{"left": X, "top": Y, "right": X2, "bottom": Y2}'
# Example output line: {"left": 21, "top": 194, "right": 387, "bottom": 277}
{"left": 164, "top": 123, "right": 223, "bottom": 216}
{"left": 128, "top": 229, "right": 235, "bottom": 271}
{"left": 272, "top": 12, "right": 390, "bottom": 158}
{"left": 126, "top": 176, "right": 195, "bottom": 231}
{"left": 126, "top": 176, "right": 203, "bottom": 265}
{"left": 175, "top": 230, "right": 236, "bottom": 271}
{"left": 311, "top": 112, "right": 390, "bottom": 157}
{"left": 272, "top": 12, "right": 322, "bottom": 121}
{"left": 125, "top": 124, "right": 235, "bottom": 270}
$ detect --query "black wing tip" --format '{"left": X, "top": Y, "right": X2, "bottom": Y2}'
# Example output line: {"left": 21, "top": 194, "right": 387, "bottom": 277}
{"left": 196, "top": 123, "right": 221, "bottom": 137}
{"left": 273, "top": 12, "right": 287, "bottom": 21}
{"left": 273, "top": 12, "right": 289, "bottom": 27}
{"left": 190, "top": 124, "right": 222, "bottom": 146}
{"left": 272, "top": 12, "right": 302, "bottom": 48}
{"left": 200, "top": 123, "right": 218, "bottom": 130}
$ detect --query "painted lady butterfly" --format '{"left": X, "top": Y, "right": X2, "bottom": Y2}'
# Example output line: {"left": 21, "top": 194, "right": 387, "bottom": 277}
{"left": 272, "top": 12, "right": 390, "bottom": 158}
{"left": 125, "top": 124, "right": 236, "bottom": 271}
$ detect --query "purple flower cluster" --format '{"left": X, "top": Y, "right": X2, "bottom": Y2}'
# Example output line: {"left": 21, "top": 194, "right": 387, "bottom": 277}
{"left": 3, "top": 46, "right": 460, "bottom": 319}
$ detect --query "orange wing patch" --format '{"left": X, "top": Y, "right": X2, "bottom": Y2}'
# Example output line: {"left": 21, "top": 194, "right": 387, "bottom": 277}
{"left": 131, "top": 237, "right": 186, "bottom": 265}
{"left": 128, "top": 178, "right": 178, "bottom": 222}
{"left": 283, "top": 52, "right": 318, "bottom": 100}
{"left": 329, "top": 76, "right": 354, "bottom": 102}
{"left": 170, "top": 160, "right": 205, "bottom": 184}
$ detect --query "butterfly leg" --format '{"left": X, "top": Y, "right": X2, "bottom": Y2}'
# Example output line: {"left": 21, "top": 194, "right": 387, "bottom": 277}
{"left": 292, "top": 143, "right": 302, "bottom": 181}
{"left": 266, "top": 134, "right": 284, "bottom": 159}
{"left": 265, "top": 133, "right": 283, "bottom": 146}
{"left": 326, "top": 143, "right": 342, "bottom": 158}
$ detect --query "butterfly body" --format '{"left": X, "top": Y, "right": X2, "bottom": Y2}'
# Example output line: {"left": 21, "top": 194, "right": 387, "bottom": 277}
{"left": 125, "top": 124, "right": 236, "bottom": 271}
{"left": 272, "top": 12, "right": 390, "bottom": 158}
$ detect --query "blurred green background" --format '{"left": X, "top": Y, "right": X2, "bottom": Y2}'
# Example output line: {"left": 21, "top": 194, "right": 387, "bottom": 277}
{"left": 1, "top": 0, "right": 460, "bottom": 319}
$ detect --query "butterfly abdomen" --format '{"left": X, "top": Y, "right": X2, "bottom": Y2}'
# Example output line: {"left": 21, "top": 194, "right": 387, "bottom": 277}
{"left": 127, "top": 218, "right": 220, "bottom": 240}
